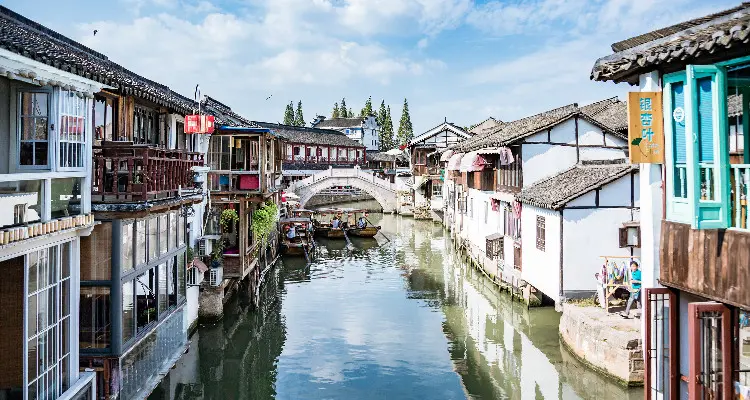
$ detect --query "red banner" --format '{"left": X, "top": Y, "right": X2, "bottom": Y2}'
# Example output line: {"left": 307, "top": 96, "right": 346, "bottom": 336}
{"left": 185, "top": 115, "right": 215, "bottom": 134}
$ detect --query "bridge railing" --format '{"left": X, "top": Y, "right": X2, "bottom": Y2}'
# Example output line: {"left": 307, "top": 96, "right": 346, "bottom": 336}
{"left": 288, "top": 167, "right": 400, "bottom": 193}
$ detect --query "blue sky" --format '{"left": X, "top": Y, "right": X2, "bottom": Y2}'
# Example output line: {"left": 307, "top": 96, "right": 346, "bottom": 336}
{"left": 2, "top": 0, "right": 738, "bottom": 133}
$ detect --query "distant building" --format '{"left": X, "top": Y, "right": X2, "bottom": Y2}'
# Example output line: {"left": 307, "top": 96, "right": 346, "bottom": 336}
{"left": 469, "top": 117, "right": 504, "bottom": 135}
{"left": 253, "top": 122, "right": 366, "bottom": 188}
{"left": 312, "top": 115, "right": 379, "bottom": 152}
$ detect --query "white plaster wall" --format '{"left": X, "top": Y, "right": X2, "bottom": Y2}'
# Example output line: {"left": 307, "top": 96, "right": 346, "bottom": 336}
{"left": 550, "top": 118, "right": 578, "bottom": 144}
{"left": 524, "top": 130, "right": 548, "bottom": 143}
{"left": 521, "top": 206, "right": 561, "bottom": 303}
{"left": 567, "top": 191, "right": 596, "bottom": 207}
{"left": 459, "top": 188, "right": 503, "bottom": 251}
{"left": 561, "top": 207, "right": 640, "bottom": 293}
{"left": 605, "top": 133, "right": 628, "bottom": 147}
{"left": 598, "top": 172, "right": 635, "bottom": 207}
{"left": 578, "top": 119, "right": 606, "bottom": 145}
{"left": 522, "top": 144, "right": 577, "bottom": 186}
{"left": 580, "top": 147, "right": 628, "bottom": 161}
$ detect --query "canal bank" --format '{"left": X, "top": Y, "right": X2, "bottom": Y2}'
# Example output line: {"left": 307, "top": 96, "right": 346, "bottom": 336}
{"left": 150, "top": 214, "right": 642, "bottom": 399}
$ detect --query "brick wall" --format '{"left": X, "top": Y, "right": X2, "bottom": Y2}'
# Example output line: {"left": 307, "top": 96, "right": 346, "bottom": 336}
{"left": 0, "top": 256, "right": 24, "bottom": 389}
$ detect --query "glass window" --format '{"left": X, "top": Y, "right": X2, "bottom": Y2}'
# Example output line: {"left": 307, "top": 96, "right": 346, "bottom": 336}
{"left": 50, "top": 177, "right": 83, "bottom": 219}
{"left": 19, "top": 91, "right": 49, "bottom": 167}
{"left": 59, "top": 90, "right": 87, "bottom": 169}
{"left": 159, "top": 214, "right": 168, "bottom": 255}
{"left": 136, "top": 219, "right": 147, "bottom": 266}
{"left": 80, "top": 222, "right": 112, "bottom": 281}
{"left": 93, "top": 95, "right": 117, "bottom": 141}
{"left": 148, "top": 217, "right": 158, "bottom": 261}
{"left": 122, "top": 222, "right": 134, "bottom": 274}
{"left": 176, "top": 253, "right": 186, "bottom": 304}
{"left": 79, "top": 287, "right": 111, "bottom": 349}
{"left": 168, "top": 258, "right": 177, "bottom": 308}
{"left": 168, "top": 212, "right": 176, "bottom": 251}
{"left": 136, "top": 268, "right": 157, "bottom": 332}
{"left": 158, "top": 263, "right": 168, "bottom": 315}
{"left": 177, "top": 212, "right": 185, "bottom": 246}
{"left": 122, "top": 280, "right": 135, "bottom": 343}
{"left": 0, "top": 179, "right": 43, "bottom": 229}
{"left": 26, "top": 244, "right": 71, "bottom": 399}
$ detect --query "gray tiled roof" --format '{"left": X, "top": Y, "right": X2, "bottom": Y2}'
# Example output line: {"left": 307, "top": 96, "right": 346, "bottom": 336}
{"left": 0, "top": 6, "right": 201, "bottom": 115}
{"left": 454, "top": 97, "right": 626, "bottom": 152}
{"left": 366, "top": 152, "right": 406, "bottom": 162}
{"left": 729, "top": 93, "right": 743, "bottom": 117}
{"left": 314, "top": 118, "right": 366, "bottom": 128}
{"left": 591, "top": 3, "right": 750, "bottom": 83}
{"left": 253, "top": 122, "right": 365, "bottom": 147}
{"left": 516, "top": 160, "right": 637, "bottom": 210}
{"left": 469, "top": 117, "right": 504, "bottom": 135}
{"left": 202, "top": 96, "right": 263, "bottom": 129}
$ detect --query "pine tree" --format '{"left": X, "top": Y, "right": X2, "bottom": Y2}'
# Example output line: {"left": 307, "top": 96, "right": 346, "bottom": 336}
{"left": 377, "top": 100, "right": 388, "bottom": 152}
{"left": 397, "top": 98, "right": 413, "bottom": 145}
{"left": 283, "top": 102, "right": 295, "bottom": 125}
{"left": 348, "top": 107, "right": 354, "bottom": 118}
{"left": 332, "top": 102, "right": 340, "bottom": 118}
{"left": 361, "top": 96, "right": 374, "bottom": 117}
{"left": 294, "top": 101, "right": 305, "bottom": 127}
{"left": 340, "top": 98, "right": 348, "bottom": 117}
{"left": 381, "top": 105, "right": 395, "bottom": 151}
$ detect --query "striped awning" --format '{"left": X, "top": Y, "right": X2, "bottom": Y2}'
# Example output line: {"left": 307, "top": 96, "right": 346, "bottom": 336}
{"left": 459, "top": 151, "right": 488, "bottom": 172}
{"left": 440, "top": 149, "right": 454, "bottom": 162}
{"left": 447, "top": 153, "right": 464, "bottom": 171}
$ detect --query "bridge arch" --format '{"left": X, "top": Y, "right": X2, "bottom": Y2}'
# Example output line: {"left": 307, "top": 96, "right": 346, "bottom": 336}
{"left": 288, "top": 168, "right": 399, "bottom": 213}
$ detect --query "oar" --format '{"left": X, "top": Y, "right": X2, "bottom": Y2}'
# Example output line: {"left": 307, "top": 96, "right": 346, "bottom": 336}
{"left": 364, "top": 215, "right": 391, "bottom": 242}
{"left": 303, "top": 243, "right": 311, "bottom": 264}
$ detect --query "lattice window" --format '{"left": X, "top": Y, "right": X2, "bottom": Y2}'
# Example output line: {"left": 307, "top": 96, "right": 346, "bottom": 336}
{"left": 486, "top": 236, "right": 504, "bottom": 260}
{"left": 536, "top": 215, "right": 545, "bottom": 251}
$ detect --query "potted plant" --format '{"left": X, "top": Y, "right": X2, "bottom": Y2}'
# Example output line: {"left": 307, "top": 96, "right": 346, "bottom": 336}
{"left": 186, "top": 246, "right": 195, "bottom": 268}
{"left": 210, "top": 239, "right": 225, "bottom": 268}
{"left": 220, "top": 208, "right": 239, "bottom": 231}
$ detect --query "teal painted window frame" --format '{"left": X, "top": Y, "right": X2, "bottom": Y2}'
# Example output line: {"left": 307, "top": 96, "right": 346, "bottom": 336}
{"left": 664, "top": 71, "right": 691, "bottom": 224}
{"left": 663, "top": 65, "right": 730, "bottom": 229}
{"left": 686, "top": 65, "right": 730, "bottom": 229}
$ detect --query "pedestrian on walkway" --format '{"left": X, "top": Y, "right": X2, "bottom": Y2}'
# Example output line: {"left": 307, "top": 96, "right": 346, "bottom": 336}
{"left": 621, "top": 261, "right": 641, "bottom": 319}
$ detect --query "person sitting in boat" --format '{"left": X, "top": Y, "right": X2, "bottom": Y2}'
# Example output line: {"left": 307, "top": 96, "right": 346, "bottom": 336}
{"left": 357, "top": 217, "right": 366, "bottom": 229}
{"left": 286, "top": 225, "right": 299, "bottom": 242}
{"left": 331, "top": 217, "right": 341, "bottom": 229}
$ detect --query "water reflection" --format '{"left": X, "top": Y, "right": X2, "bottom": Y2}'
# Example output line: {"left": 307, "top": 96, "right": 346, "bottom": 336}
{"left": 151, "top": 214, "right": 642, "bottom": 400}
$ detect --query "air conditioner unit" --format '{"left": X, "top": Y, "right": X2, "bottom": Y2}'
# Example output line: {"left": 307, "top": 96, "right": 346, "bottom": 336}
{"left": 198, "top": 238, "right": 212, "bottom": 256}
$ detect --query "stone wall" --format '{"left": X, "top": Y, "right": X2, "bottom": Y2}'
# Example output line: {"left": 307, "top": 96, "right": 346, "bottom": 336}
{"left": 559, "top": 304, "right": 644, "bottom": 386}
{"left": 305, "top": 194, "right": 377, "bottom": 208}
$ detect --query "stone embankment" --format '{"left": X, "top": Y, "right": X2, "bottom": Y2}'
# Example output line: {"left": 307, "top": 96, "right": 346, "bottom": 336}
{"left": 305, "top": 194, "right": 378, "bottom": 209}
{"left": 559, "top": 304, "right": 644, "bottom": 386}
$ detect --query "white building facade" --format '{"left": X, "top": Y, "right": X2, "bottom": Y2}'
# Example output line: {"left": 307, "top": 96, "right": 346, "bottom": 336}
{"left": 312, "top": 115, "right": 379, "bottom": 152}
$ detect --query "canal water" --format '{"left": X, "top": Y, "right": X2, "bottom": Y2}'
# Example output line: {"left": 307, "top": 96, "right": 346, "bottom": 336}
{"left": 150, "top": 210, "right": 643, "bottom": 400}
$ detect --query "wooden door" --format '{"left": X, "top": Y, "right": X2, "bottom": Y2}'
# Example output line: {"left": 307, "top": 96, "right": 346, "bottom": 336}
{"left": 513, "top": 245, "right": 521, "bottom": 271}
{"left": 688, "top": 302, "right": 732, "bottom": 400}
{"left": 644, "top": 288, "right": 678, "bottom": 400}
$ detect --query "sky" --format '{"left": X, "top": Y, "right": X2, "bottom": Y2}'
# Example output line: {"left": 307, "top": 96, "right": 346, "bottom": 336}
{"left": 2, "top": 0, "right": 738, "bottom": 133}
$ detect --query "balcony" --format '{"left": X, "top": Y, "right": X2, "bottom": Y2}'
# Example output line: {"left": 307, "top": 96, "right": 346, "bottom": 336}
{"left": 660, "top": 220, "right": 750, "bottom": 309}
{"left": 284, "top": 155, "right": 365, "bottom": 165}
{"left": 92, "top": 142, "right": 203, "bottom": 202}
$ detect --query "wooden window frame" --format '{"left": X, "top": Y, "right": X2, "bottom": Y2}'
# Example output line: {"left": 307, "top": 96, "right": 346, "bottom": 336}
{"left": 17, "top": 87, "right": 52, "bottom": 169}
{"left": 536, "top": 215, "right": 545, "bottom": 251}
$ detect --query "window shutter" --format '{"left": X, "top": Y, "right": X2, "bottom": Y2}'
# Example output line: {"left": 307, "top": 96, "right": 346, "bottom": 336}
{"left": 619, "top": 227, "right": 628, "bottom": 248}
{"left": 673, "top": 83, "right": 687, "bottom": 164}
{"left": 696, "top": 77, "right": 715, "bottom": 163}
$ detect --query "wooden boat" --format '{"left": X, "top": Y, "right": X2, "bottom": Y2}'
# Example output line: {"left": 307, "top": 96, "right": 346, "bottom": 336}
{"left": 344, "top": 209, "right": 381, "bottom": 238}
{"left": 279, "top": 218, "right": 314, "bottom": 256}
{"left": 312, "top": 208, "right": 347, "bottom": 239}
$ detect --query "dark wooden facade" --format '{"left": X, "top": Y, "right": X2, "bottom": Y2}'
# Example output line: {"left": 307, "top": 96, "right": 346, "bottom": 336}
{"left": 660, "top": 220, "right": 750, "bottom": 309}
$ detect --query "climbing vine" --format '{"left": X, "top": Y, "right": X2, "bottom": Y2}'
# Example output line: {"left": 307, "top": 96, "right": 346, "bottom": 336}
{"left": 252, "top": 201, "right": 278, "bottom": 246}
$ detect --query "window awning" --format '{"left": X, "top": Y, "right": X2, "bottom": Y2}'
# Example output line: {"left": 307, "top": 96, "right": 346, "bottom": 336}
{"left": 193, "top": 259, "right": 209, "bottom": 273}
{"left": 440, "top": 149, "right": 454, "bottom": 162}
{"left": 447, "top": 153, "right": 464, "bottom": 171}
{"left": 476, "top": 147, "right": 514, "bottom": 165}
{"left": 459, "top": 151, "right": 488, "bottom": 172}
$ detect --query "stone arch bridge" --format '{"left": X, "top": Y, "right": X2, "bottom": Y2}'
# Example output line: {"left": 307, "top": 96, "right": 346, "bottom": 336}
{"left": 287, "top": 167, "right": 400, "bottom": 213}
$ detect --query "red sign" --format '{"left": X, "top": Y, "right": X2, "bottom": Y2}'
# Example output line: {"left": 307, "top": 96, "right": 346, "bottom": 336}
{"left": 185, "top": 115, "right": 215, "bottom": 134}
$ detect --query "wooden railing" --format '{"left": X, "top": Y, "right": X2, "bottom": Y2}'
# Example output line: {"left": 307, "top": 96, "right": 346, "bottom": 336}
{"left": 92, "top": 142, "right": 203, "bottom": 202}
{"left": 284, "top": 155, "right": 365, "bottom": 164}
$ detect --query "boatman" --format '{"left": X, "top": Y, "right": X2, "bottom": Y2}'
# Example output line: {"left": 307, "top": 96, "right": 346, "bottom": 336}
{"left": 287, "top": 225, "right": 297, "bottom": 241}
{"left": 357, "top": 216, "right": 366, "bottom": 229}
{"left": 331, "top": 217, "right": 341, "bottom": 229}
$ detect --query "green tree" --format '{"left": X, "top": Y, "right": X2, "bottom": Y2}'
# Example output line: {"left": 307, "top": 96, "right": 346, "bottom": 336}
{"left": 381, "top": 105, "right": 395, "bottom": 151}
{"left": 283, "top": 102, "right": 295, "bottom": 125}
{"left": 294, "top": 101, "right": 305, "bottom": 127}
{"left": 340, "top": 98, "right": 348, "bottom": 117}
{"left": 397, "top": 98, "right": 413, "bottom": 145}
{"left": 348, "top": 107, "right": 354, "bottom": 118}
{"left": 377, "top": 100, "right": 388, "bottom": 151}
{"left": 332, "top": 102, "right": 340, "bottom": 118}
{"left": 360, "top": 96, "right": 374, "bottom": 117}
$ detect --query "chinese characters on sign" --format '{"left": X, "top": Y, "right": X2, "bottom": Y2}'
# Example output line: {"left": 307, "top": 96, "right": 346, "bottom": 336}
{"left": 628, "top": 91, "right": 664, "bottom": 164}
{"left": 185, "top": 115, "right": 215, "bottom": 134}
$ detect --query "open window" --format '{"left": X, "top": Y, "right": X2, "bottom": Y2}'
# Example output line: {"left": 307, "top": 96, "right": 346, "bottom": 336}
{"left": 644, "top": 288, "right": 678, "bottom": 400}
{"left": 687, "top": 302, "right": 733, "bottom": 399}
